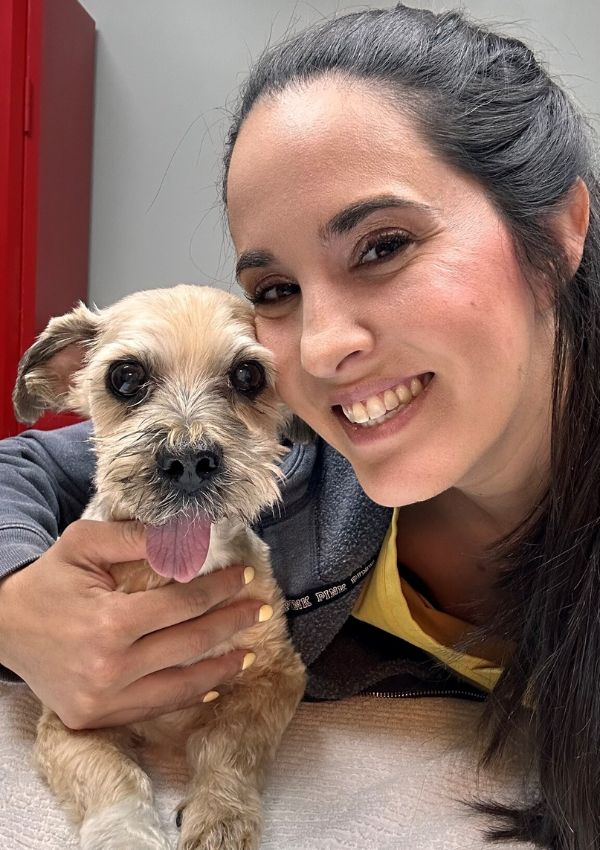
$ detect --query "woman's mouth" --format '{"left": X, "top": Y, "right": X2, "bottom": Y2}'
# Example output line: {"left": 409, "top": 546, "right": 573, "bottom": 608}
{"left": 334, "top": 372, "right": 434, "bottom": 428}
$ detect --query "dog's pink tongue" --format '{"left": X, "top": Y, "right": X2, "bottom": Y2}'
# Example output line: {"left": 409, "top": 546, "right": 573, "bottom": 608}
{"left": 146, "top": 516, "right": 211, "bottom": 583}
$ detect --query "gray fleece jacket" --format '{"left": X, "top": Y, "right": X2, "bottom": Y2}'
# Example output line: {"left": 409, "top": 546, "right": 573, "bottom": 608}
{"left": 0, "top": 422, "right": 484, "bottom": 701}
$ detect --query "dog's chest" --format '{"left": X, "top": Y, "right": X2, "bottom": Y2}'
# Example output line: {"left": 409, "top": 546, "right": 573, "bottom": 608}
{"left": 109, "top": 559, "right": 169, "bottom": 591}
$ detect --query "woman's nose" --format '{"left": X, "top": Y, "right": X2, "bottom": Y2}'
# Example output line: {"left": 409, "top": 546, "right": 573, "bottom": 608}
{"left": 300, "top": 290, "right": 374, "bottom": 378}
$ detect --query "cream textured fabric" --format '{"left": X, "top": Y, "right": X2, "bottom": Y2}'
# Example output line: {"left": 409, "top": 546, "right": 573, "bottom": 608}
{"left": 0, "top": 683, "right": 535, "bottom": 850}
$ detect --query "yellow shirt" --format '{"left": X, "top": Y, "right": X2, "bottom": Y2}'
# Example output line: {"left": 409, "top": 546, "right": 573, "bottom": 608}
{"left": 352, "top": 508, "right": 508, "bottom": 692}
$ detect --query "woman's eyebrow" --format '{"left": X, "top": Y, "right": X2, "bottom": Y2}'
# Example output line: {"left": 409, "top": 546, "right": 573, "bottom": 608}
{"left": 320, "top": 195, "right": 438, "bottom": 240}
{"left": 235, "top": 195, "right": 438, "bottom": 281}
{"left": 235, "top": 249, "right": 275, "bottom": 281}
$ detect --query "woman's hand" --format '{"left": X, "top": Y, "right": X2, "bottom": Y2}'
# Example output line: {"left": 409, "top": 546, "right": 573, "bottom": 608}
{"left": 0, "top": 519, "right": 261, "bottom": 729}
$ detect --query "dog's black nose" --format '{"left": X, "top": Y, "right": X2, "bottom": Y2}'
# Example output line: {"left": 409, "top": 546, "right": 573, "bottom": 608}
{"left": 156, "top": 446, "right": 222, "bottom": 493}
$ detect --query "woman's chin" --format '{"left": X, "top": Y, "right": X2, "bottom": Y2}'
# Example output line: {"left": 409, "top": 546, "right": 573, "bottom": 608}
{"left": 351, "top": 463, "right": 450, "bottom": 509}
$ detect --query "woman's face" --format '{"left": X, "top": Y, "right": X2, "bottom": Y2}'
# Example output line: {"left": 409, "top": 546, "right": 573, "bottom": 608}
{"left": 226, "top": 78, "right": 554, "bottom": 509}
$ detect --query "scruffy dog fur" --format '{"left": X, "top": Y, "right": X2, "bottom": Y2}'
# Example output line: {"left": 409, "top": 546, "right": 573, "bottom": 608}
{"left": 13, "top": 285, "right": 307, "bottom": 850}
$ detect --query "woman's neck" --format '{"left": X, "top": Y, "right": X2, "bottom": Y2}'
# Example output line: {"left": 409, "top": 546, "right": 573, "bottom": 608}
{"left": 395, "top": 477, "right": 546, "bottom": 625}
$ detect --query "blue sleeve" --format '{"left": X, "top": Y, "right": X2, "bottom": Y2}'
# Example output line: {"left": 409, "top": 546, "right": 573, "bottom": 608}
{"left": 0, "top": 421, "right": 95, "bottom": 580}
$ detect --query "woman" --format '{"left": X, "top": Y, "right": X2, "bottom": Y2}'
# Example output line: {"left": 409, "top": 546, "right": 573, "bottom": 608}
{"left": 0, "top": 5, "right": 597, "bottom": 847}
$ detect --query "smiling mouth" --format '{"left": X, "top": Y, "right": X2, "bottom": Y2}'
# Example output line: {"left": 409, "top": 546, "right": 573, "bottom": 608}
{"left": 334, "top": 372, "right": 434, "bottom": 428}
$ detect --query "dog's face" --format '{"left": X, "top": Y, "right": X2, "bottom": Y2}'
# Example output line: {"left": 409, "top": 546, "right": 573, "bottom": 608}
{"left": 14, "top": 286, "right": 291, "bottom": 578}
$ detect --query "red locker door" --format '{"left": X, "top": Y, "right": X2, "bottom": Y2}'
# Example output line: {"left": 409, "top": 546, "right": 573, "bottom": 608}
{"left": 0, "top": 0, "right": 27, "bottom": 438}
{"left": 0, "top": 0, "right": 95, "bottom": 437}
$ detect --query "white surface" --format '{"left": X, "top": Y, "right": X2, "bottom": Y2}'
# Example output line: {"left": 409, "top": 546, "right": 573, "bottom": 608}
{"left": 0, "top": 682, "right": 535, "bottom": 849}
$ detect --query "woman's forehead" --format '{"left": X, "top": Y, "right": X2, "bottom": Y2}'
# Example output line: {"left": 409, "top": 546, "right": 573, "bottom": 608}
{"left": 226, "top": 78, "right": 484, "bottom": 246}
{"left": 227, "top": 78, "right": 426, "bottom": 188}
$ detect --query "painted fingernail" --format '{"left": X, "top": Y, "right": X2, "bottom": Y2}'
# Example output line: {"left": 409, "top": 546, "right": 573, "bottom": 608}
{"left": 202, "top": 690, "right": 220, "bottom": 703}
{"left": 243, "top": 566, "right": 255, "bottom": 584}
{"left": 242, "top": 652, "right": 256, "bottom": 671}
{"left": 258, "top": 604, "right": 273, "bottom": 623}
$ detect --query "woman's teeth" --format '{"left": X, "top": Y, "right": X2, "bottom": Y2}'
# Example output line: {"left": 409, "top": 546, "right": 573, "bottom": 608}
{"left": 340, "top": 373, "right": 432, "bottom": 428}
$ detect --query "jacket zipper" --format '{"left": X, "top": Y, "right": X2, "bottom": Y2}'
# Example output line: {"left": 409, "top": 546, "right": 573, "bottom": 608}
{"left": 363, "top": 688, "right": 486, "bottom": 701}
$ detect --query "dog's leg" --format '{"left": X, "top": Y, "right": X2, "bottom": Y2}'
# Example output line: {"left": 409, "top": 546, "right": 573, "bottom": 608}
{"left": 177, "top": 653, "right": 305, "bottom": 850}
{"left": 35, "top": 707, "right": 171, "bottom": 850}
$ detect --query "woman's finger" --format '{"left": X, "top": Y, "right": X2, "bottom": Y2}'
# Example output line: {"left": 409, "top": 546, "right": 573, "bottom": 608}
{"left": 80, "top": 650, "right": 248, "bottom": 729}
{"left": 117, "top": 565, "right": 252, "bottom": 639}
{"left": 57, "top": 519, "right": 147, "bottom": 571}
{"left": 126, "top": 599, "right": 264, "bottom": 680}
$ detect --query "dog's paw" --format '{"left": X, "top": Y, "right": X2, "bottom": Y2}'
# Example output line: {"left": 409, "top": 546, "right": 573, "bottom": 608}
{"left": 176, "top": 804, "right": 261, "bottom": 850}
{"left": 80, "top": 798, "right": 172, "bottom": 850}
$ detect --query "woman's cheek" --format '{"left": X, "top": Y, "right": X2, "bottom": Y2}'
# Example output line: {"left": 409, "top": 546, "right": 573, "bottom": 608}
{"left": 255, "top": 318, "right": 282, "bottom": 363}
{"left": 255, "top": 318, "right": 299, "bottom": 397}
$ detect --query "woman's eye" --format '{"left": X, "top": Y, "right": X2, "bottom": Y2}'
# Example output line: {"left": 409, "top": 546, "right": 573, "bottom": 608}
{"left": 247, "top": 281, "right": 299, "bottom": 306}
{"left": 358, "top": 231, "right": 412, "bottom": 265}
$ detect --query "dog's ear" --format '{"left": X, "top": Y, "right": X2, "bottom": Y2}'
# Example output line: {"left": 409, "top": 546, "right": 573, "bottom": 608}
{"left": 280, "top": 412, "right": 316, "bottom": 446}
{"left": 13, "top": 303, "right": 99, "bottom": 424}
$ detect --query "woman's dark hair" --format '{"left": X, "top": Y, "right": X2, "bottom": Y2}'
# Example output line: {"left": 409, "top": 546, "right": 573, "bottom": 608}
{"left": 222, "top": 5, "right": 600, "bottom": 848}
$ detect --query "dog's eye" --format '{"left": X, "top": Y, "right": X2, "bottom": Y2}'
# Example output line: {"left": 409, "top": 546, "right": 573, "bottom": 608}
{"left": 229, "top": 360, "right": 266, "bottom": 397}
{"left": 108, "top": 360, "right": 148, "bottom": 400}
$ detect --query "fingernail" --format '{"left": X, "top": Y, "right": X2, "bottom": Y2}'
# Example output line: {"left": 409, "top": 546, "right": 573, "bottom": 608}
{"left": 243, "top": 566, "right": 255, "bottom": 585}
{"left": 242, "top": 652, "right": 256, "bottom": 671}
{"left": 258, "top": 604, "right": 273, "bottom": 623}
{"left": 202, "top": 690, "right": 220, "bottom": 703}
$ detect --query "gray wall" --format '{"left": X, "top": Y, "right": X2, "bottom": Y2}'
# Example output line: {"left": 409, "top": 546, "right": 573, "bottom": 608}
{"left": 77, "top": 0, "right": 600, "bottom": 307}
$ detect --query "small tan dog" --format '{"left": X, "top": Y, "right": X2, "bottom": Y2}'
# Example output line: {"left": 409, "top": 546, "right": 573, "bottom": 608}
{"left": 13, "top": 284, "right": 306, "bottom": 850}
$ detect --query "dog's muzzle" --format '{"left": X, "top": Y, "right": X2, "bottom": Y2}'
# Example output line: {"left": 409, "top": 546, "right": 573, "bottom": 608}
{"left": 156, "top": 444, "right": 222, "bottom": 494}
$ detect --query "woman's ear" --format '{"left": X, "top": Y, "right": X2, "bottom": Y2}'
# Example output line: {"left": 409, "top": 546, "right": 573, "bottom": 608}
{"left": 553, "top": 177, "right": 590, "bottom": 278}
